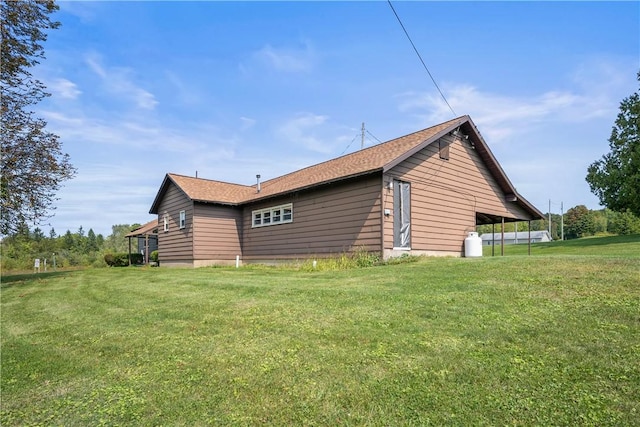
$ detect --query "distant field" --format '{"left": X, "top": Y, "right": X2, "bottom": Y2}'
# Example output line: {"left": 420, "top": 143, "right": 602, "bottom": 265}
{"left": 1, "top": 235, "right": 639, "bottom": 425}
{"left": 483, "top": 233, "right": 640, "bottom": 257}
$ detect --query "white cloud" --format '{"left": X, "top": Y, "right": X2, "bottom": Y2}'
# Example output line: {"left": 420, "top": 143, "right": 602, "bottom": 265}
{"left": 277, "top": 112, "right": 332, "bottom": 153}
{"left": 250, "top": 42, "right": 316, "bottom": 73}
{"left": 164, "top": 71, "right": 202, "bottom": 106}
{"left": 397, "top": 76, "right": 622, "bottom": 143}
{"left": 42, "top": 109, "right": 236, "bottom": 163}
{"left": 85, "top": 53, "right": 158, "bottom": 110}
{"left": 49, "top": 78, "right": 82, "bottom": 99}
{"left": 58, "top": 1, "right": 105, "bottom": 23}
{"left": 240, "top": 116, "right": 257, "bottom": 131}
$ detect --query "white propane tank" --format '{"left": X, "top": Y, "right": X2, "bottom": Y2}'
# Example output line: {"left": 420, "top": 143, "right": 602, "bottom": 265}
{"left": 464, "top": 232, "right": 483, "bottom": 257}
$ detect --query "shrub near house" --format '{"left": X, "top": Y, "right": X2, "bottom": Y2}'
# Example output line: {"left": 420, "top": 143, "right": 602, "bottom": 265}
{"left": 104, "top": 253, "right": 143, "bottom": 267}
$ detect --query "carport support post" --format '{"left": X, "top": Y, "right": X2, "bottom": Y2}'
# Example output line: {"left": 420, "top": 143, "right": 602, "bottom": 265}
{"left": 501, "top": 217, "right": 505, "bottom": 256}
{"left": 528, "top": 221, "right": 532, "bottom": 255}
{"left": 128, "top": 236, "right": 132, "bottom": 266}
{"left": 491, "top": 223, "right": 495, "bottom": 257}
{"left": 145, "top": 234, "right": 149, "bottom": 265}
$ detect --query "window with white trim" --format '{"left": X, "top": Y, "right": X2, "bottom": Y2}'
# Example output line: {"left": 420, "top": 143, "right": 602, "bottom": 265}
{"left": 179, "top": 210, "right": 186, "bottom": 229}
{"left": 163, "top": 213, "right": 169, "bottom": 232}
{"left": 252, "top": 203, "right": 293, "bottom": 228}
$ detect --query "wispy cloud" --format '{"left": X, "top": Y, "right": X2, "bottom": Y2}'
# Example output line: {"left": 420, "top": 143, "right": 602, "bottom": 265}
{"left": 42, "top": 109, "right": 235, "bottom": 162}
{"left": 49, "top": 78, "right": 82, "bottom": 99}
{"left": 397, "top": 65, "right": 625, "bottom": 143}
{"left": 248, "top": 41, "right": 316, "bottom": 73}
{"left": 277, "top": 112, "right": 332, "bottom": 153}
{"left": 274, "top": 112, "right": 358, "bottom": 157}
{"left": 240, "top": 116, "right": 257, "bottom": 131}
{"left": 164, "top": 70, "right": 203, "bottom": 106}
{"left": 85, "top": 53, "right": 159, "bottom": 110}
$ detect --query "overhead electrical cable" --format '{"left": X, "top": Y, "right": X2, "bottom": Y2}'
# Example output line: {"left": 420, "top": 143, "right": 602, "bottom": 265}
{"left": 387, "top": 0, "right": 457, "bottom": 117}
{"left": 340, "top": 133, "right": 361, "bottom": 156}
{"left": 366, "top": 130, "right": 383, "bottom": 144}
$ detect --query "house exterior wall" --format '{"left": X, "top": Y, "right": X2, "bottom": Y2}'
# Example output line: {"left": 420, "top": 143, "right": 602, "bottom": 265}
{"left": 156, "top": 182, "right": 194, "bottom": 266}
{"left": 241, "top": 174, "right": 383, "bottom": 262}
{"left": 383, "top": 134, "right": 532, "bottom": 257}
{"left": 136, "top": 236, "right": 158, "bottom": 255}
{"left": 192, "top": 203, "right": 243, "bottom": 266}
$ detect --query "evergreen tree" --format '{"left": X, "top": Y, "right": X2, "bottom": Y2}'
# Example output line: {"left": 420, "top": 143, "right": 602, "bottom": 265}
{"left": 87, "top": 228, "right": 98, "bottom": 252}
{"left": 62, "top": 229, "right": 74, "bottom": 250}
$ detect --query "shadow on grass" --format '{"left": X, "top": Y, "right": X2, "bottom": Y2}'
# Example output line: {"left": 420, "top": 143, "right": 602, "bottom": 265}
{"left": 0, "top": 270, "right": 81, "bottom": 288}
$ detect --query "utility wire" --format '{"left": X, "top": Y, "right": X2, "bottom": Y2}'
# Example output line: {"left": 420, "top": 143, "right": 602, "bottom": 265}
{"left": 387, "top": 0, "right": 457, "bottom": 117}
{"left": 366, "top": 130, "right": 382, "bottom": 144}
{"left": 340, "top": 133, "right": 360, "bottom": 155}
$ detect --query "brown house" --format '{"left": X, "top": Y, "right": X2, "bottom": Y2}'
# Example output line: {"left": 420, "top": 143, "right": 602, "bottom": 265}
{"left": 149, "top": 116, "right": 543, "bottom": 267}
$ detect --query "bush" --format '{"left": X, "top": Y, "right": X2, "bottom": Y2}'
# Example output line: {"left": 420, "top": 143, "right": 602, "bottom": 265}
{"left": 104, "top": 253, "right": 143, "bottom": 267}
{"left": 103, "top": 253, "right": 115, "bottom": 266}
{"left": 150, "top": 250, "right": 159, "bottom": 263}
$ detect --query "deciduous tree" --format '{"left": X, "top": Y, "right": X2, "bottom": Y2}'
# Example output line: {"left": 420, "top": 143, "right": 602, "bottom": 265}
{"left": 1, "top": 0, "right": 75, "bottom": 235}
{"left": 565, "top": 205, "right": 597, "bottom": 239}
{"left": 586, "top": 72, "right": 640, "bottom": 216}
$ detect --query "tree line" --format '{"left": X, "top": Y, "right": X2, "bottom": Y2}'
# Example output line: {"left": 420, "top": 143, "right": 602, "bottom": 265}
{"left": 2, "top": 0, "right": 638, "bottom": 268}
{"left": 3, "top": 205, "right": 638, "bottom": 272}
{"left": 476, "top": 207, "right": 640, "bottom": 240}
{"left": 1, "top": 224, "right": 141, "bottom": 271}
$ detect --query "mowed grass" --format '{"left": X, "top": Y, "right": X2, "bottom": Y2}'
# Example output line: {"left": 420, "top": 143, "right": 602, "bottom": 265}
{"left": 483, "top": 233, "right": 640, "bottom": 257}
{"left": 1, "top": 237, "right": 639, "bottom": 426}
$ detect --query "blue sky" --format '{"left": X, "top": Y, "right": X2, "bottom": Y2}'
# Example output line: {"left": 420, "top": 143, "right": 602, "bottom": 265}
{"left": 37, "top": 1, "right": 639, "bottom": 237}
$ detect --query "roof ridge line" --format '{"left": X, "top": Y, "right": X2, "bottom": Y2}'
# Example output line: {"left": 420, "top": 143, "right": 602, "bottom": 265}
{"left": 260, "top": 116, "right": 466, "bottom": 187}
{"left": 168, "top": 172, "right": 254, "bottom": 188}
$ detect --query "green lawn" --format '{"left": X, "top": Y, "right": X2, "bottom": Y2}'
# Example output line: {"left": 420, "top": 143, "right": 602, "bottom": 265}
{"left": 2, "top": 236, "right": 639, "bottom": 426}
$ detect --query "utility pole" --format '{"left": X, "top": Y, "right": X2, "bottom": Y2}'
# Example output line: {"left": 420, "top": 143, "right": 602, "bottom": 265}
{"left": 548, "top": 199, "right": 552, "bottom": 236}
{"left": 561, "top": 201, "right": 564, "bottom": 241}
{"left": 361, "top": 122, "right": 365, "bottom": 150}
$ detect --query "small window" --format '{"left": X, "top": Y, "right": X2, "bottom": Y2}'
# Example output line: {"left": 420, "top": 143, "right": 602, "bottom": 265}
{"left": 163, "top": 213, "right": 169, "bottom": 232}
{"left": 283, "top": 207, "right": 292, "bottom": 221}
{"left": 439, "top": 139, "right": 450, "bottom": 160}
{"left": 179, "top": 210, "right": 186, "bottom": 229}
{"left": 252, "top": 203, "right": 293, "bottom": 228}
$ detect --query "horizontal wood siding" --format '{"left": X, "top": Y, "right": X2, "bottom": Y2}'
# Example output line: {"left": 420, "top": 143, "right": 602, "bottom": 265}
{"left": 385, "top": 135, "right": 531, "bottom": 253}
{"left": 157, "top": 183, "right": 194, "bottom": 262}
{"left": 193, "top": 203, "right": 243, "bottom": 260}
{"left": 242, "top": 175, "right": 382, "bottom": 260}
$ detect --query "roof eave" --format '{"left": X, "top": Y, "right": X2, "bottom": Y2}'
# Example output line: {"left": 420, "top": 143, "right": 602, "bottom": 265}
{"left": 149, "top": 174, "right": 194, "bottom": 214}
{"left": 192, "top": 199, "right": 241, "bottom": 207}
{"left": 149, "top": 174, "right": 172, "bottom": 214}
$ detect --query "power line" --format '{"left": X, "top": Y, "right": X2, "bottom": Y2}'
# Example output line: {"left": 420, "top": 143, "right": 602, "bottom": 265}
{"left": 366, "top": 130, "right": 382, "bottom": 144}
{"left": 387, "top": 0, "right": 457, "bottom": 117}
{"left": 340, "top": 133, "right": 360, "bottom": 156}
{"left": 340, "top": 125, "right": 384, "bottom": 155}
